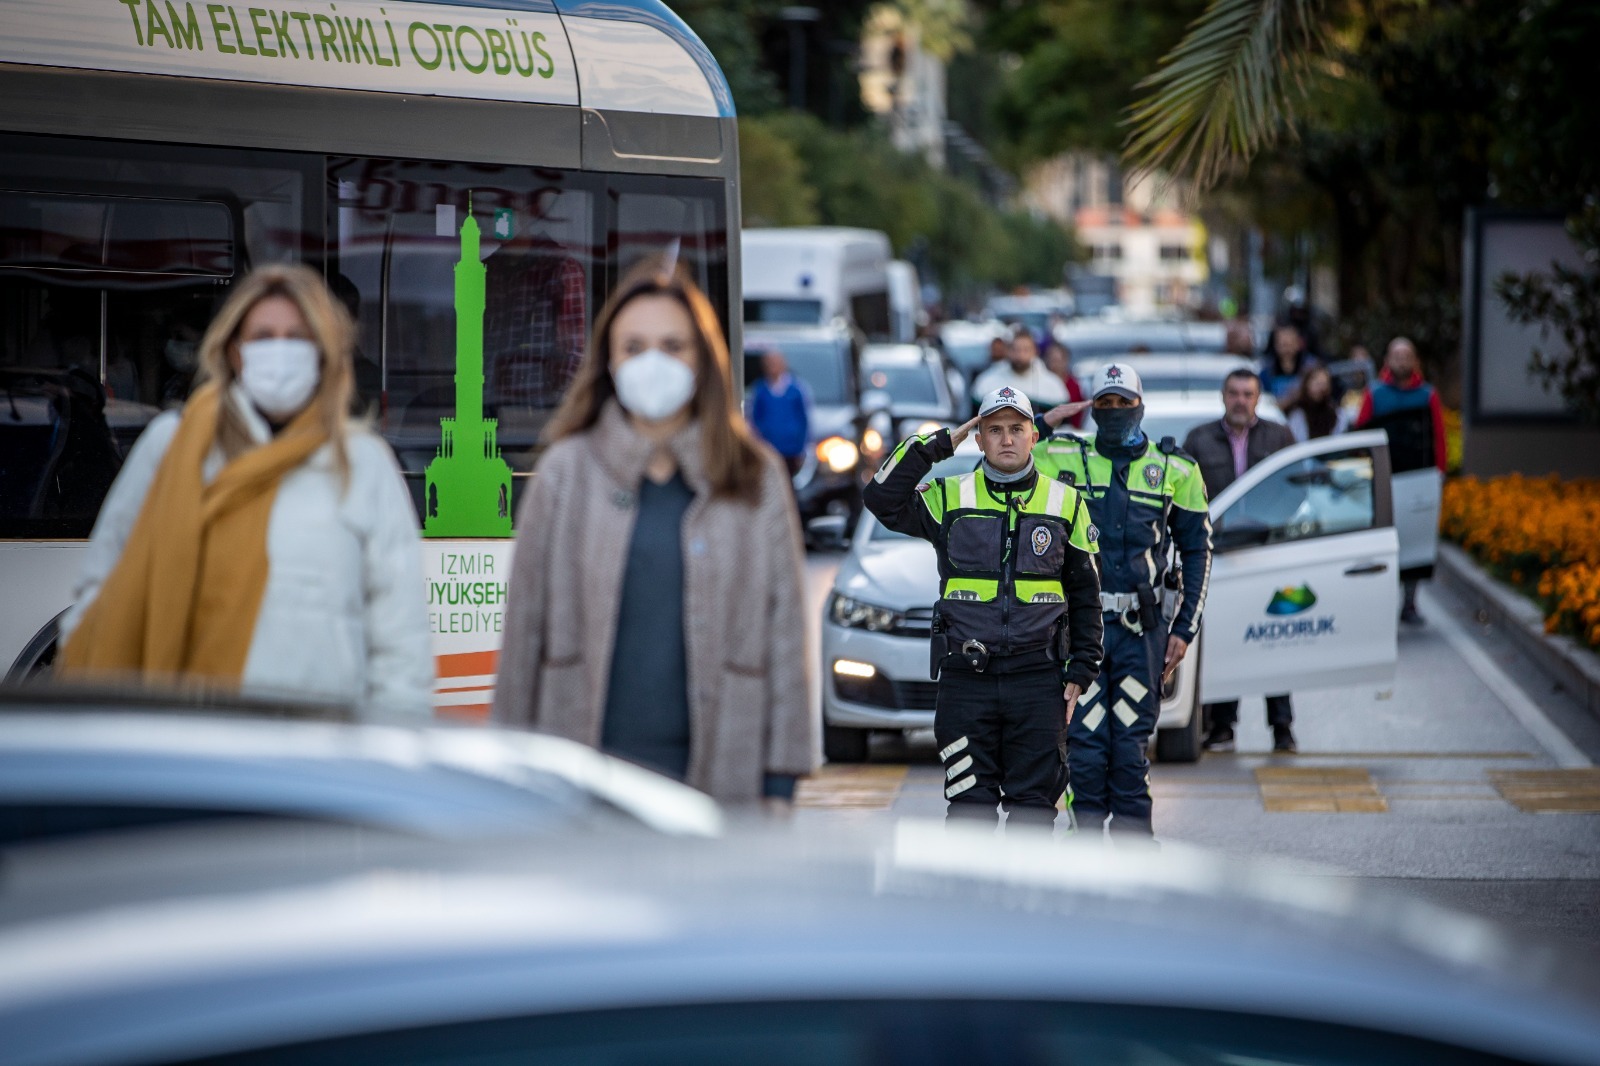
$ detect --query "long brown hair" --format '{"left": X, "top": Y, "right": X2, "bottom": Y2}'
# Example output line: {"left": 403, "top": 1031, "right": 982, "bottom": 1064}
{"left": 1284, "top": 363, "right": 1339, "bottom": 439}
{"left": 546, "top": 256, "right": 766, "bottom": 502}
{"left": 197, "top": 263, "right": 356, "bottom": 480}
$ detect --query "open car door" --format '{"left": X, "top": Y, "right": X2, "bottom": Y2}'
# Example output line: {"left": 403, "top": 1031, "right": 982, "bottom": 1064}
{"left": 1200, "top": 430, "right": 1399, "bottom": 702}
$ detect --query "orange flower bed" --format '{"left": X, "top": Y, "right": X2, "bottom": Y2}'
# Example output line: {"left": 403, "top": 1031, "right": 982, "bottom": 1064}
{"left": 1441, "top": 475, "right": 1600, "bottom": 648}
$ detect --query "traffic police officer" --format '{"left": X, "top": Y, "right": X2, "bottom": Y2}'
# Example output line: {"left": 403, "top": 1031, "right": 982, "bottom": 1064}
{"left": 866, "top": 385, "right": 1103, "bottom": 829}
{"left": 1034, "top": 363, "right": 1212, "bottom": 838}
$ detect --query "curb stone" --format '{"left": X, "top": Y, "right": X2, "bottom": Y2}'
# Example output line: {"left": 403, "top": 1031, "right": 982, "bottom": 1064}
{"left": 1435, "top": 542, "right": 1600, "bottom": 722}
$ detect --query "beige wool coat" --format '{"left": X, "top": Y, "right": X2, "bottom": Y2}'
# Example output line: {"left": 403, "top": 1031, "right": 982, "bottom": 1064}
{"left": 491, "top": 401, "right": 819, "bottom": 802}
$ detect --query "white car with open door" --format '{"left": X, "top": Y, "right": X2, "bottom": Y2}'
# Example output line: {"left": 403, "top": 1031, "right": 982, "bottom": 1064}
{"left": 1149, "top": 431, "right": 1401, "bottom": 762}
{"left": 821, "top": 431, "right": 1401, "bottom": 763}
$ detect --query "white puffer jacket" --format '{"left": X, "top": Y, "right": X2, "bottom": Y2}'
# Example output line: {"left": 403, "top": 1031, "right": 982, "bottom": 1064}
{"left": 61, "top": 386, "right": 435, "bottom": 718}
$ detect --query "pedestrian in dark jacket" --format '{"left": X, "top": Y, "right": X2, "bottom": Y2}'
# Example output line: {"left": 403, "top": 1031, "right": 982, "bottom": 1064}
{"left": 1355, "top": 336, "right": 1447, "bottom": 625}
{"left": 1182, "top": 368, "right": 1300, "bottom": 753}
{"left": 1260, "top": 326, "right": 1318, "bottom": 404}
{"left": 1183, "top": 370, "right": 1298, "bottom": 499}
{"left": 748, "top": 349, "right": 811, "bottom": 476}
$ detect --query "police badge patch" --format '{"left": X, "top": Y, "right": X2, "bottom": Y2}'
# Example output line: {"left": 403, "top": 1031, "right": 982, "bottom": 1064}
{"left": 1031, "top": 526, "right": 1053, "bottom": 556}
{"left": 1143, "top": 463, "right": 1163, "bottom": 489}
{"left": 1087, "top": 523, "right": 1100, "bottom": 543}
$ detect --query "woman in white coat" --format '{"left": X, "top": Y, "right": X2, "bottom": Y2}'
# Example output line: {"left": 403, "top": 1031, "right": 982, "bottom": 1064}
{"left": 58, "top": 264, "right": 434, "bottom": 718}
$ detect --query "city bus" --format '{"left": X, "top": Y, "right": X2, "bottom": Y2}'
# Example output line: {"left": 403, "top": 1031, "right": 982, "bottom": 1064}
{"left": 0, "top": 0, "right": 740, "bottom": 717}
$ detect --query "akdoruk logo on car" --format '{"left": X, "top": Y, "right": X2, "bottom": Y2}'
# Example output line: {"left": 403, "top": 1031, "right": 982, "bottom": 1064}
{"left": 1244, "top": 584, "right": 1336, "bottom": 644}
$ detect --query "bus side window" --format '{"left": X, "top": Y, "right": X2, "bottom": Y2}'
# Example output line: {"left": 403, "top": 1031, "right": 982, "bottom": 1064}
{"left": 0, "top": 135, "right": 313, "bottom": 537}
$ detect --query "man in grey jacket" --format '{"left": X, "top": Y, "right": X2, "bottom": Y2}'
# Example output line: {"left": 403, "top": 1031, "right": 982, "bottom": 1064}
{"left": 1182, "top": 369, "right": 1299, "bottom": 753}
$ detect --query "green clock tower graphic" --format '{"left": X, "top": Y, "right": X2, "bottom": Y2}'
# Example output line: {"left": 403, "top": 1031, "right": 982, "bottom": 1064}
{"left": 423, "top": 204, "right": 513, "bottom": 538}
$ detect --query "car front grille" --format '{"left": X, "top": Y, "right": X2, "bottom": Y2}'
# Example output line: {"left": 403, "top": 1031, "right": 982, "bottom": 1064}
{"left": 833, "top": 673, "right": 938, "bottom": 712}
{"left": 892, "top": 680, "right": 939, "bottom": 710}
{"left": 890, "top": 607, "right": 935, "bottom": 638}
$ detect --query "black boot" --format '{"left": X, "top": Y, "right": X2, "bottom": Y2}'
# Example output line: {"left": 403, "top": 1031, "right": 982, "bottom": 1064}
{"left": 1273, "top": 724, "right": 1298, "bottom": 753}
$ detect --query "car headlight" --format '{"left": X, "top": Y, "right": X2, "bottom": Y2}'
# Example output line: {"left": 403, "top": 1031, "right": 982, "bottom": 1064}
{"left": 828, "top": 593, "right": 900, "bottom": 632}
{"left": 910, "top": 420, "right": 945, "bottom": 437}
{"left": 861, "top": 427, "right": 884, "bottom": 455}
{"left": 816, "top": 435, "right": 860, "bottom": 474}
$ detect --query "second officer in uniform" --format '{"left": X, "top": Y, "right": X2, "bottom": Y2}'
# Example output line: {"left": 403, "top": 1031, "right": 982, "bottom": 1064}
{"left": 866, "top": 386, "right": 1103, "bottom": 829}
{"left": 1035, "top": 363, "right": 1212, "bottom": 838}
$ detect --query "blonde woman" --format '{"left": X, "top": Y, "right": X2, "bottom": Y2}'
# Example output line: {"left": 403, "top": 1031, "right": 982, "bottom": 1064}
{"left": 493, "top": 257, "right": 817, "bottom": 804}
{"left": 59, "top": 264, "right": 433, "bottom": 717}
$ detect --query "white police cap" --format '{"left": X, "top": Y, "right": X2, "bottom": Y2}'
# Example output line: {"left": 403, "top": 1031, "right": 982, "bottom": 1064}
{"left": 1090, "top": 362, "right": 1143, "bottom": 400}
{"left": 978, "top": 384, "right": 1034, "bottom": 420}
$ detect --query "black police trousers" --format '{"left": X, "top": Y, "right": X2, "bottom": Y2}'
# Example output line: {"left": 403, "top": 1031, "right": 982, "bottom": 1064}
{"left": 1068, "top": 618, "right": 1164, "bottom": 837}
{"left": 934, "top": 662, "right": 1065, "bottom": 829}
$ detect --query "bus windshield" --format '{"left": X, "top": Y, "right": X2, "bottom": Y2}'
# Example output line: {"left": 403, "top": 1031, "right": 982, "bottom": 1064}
{"left": 0, "top": 133, "right": 729, "bottom": 535}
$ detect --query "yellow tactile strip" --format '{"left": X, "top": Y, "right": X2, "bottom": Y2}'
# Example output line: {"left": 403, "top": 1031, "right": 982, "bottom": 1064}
{"left": 795, "top": 765, "right": 908, "bottom": 810}
{"left": 1255, "top": 767, "right": 1387, "bottom": 813}
{"left": 1488, "top": 769, "right": 1600, "bottom": 813}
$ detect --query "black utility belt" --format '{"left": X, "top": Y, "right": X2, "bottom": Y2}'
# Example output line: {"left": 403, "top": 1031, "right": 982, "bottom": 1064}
{"left": 939, "top": 645, "right": 1056, "bottom": 676}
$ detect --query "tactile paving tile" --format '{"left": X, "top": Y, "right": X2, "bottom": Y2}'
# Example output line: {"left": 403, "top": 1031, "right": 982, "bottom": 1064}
{"left": 1487, "top": 769, "right": 1600, "bottom": 813}
{"left": 795, "top": 765, "right": 908, "bottom": 810}
{"left": 1254, "top": 766, "right": 1387, "bottom": 813}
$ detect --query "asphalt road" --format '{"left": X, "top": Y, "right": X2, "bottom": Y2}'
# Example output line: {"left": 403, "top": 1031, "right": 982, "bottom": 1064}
{"left": 799, "top": 551, "right": 1600, "bottom": 958}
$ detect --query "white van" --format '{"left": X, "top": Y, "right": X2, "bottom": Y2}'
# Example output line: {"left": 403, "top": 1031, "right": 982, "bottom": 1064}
{"left": 887, "top": 260, "right": 924, "bottom": 343}
{"left": 743, "top": 228, "right": 893, "bottom": 340}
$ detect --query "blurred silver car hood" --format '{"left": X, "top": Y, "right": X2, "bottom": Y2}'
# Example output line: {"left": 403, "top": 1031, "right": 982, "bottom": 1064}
{"left": 833, "top": 538, "right": 940, "bottom": 613}
{"left": 0, "top": 823, "right": 1597, "bottom": 1066}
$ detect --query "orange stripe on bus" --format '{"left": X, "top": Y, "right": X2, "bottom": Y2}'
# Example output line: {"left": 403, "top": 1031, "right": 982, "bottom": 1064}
{"left": 435, "top": 650, "right": 498, "bottom": 678}
{"left": 438, "top": 702, "right": 490, "bottom": 722}
{"left": 435, "top": 683, "right": 495, "bottom": 695}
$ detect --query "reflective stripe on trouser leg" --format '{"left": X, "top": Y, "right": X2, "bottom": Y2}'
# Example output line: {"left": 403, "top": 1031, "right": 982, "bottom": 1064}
{"left": 1067, "top": 658, "right": 1114, "bottom": 825}
{"left": 933, "top": 668, "right": 1003, "bottom": 821}
{"left": 1106, "top": 622, "right": 1165, "bottom": 836}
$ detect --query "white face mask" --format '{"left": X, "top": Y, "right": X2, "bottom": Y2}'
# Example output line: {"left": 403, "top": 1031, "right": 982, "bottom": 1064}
{"left": 238, "top": 337, "right": 321, "bottom": 420}
{"left": 613, "top": 348, "right": 696, "bottom": 422}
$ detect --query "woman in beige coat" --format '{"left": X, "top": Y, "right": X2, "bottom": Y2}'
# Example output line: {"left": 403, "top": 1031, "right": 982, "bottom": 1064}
{"left": 492, "top": 257, "right": 818, "bottom": 804}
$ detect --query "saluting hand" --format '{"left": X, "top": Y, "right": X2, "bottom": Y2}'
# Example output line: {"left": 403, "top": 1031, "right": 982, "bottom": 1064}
{"left": 1041, "top": 400, "right": 1092, "bottom": 429}
{"left": 1062, "top": 682, "right": 1082, "bottom": 726}
{"left": 948, "top": 415, "right": 982, "bottom": 449}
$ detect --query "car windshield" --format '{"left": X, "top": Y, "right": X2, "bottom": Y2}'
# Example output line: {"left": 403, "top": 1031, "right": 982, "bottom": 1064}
{"left": 1126, "top": 373, "right": 1233, "bottom": 394}
{"left": 863, "top": 363, "right": 940, "bottom": 405}
{"left": 943, "top": 340, "right": 994, "bottom": 373}
{"left": 749, "top": 340, "right": 848, "bottom": 405}
{"left": 744, "top": 298, "right": 822, "bottom": 326}
{"left": 995, "top": 310, "right": 1050, "bottom": 334}
{"left": 871, "top": 454, "right": 980, "bottom": 539}
{"left": 1138, "top": 412, "right": 1217, "bottom": 443}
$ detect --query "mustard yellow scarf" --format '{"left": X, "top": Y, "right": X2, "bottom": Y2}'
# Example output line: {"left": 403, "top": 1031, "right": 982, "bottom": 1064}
{"left": 59, "top": 382, "right": 328, "bottom": 687}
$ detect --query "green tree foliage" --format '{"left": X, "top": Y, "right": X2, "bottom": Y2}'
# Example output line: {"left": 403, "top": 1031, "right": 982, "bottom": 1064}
{"left": 1124, "top": 0, "right": 1319, "bottom": 188}
{"left": 738, "top": 120, "right": 819, "bottom": 226}
{"left": 679, "top": 0, "right": 1081, "bottom": 298}
{"left": 741, "top": 113, "right": 1079, "bottom": 299}
{"left": 672, "top": 0, "right": 784, "bottom": 116}
{"left": 975, "top": 0, "right": 1206, "bottom": 164}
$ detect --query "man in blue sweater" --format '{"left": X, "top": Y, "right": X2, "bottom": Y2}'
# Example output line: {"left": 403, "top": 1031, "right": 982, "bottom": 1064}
{"left": 749, "top": 349, "right": 811, "bottom": 475}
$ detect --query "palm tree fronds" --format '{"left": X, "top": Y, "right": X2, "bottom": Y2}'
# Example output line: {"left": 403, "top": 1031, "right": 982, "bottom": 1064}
{"left": 1123, "top": 0, "right": 1326, "bottom": 189}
